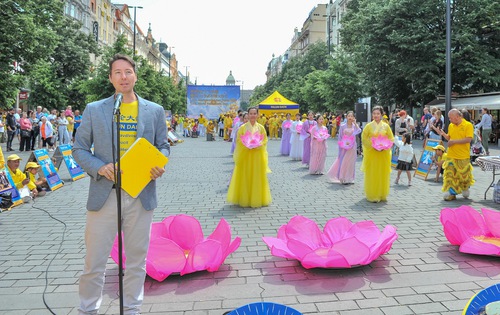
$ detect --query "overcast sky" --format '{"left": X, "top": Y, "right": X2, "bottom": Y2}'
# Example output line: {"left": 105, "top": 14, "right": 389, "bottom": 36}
{"left": 129, "top": 0, "right": 328, "bottom": 89}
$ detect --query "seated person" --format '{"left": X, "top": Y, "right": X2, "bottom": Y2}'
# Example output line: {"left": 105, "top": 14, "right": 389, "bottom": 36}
{"left": 206, "top": 121, "right": 216, "bottom": 141}
{"left": 431, "top": 145, "right": 448, "bottom": 182}
{"left": 6, "top": 154, "right": 36, "bottom": 198}
{"left": 25, "top": 161, "right": 47, "bottom": 197}
{"left": 191, "top": 122, "right": 199, "bottom": 137}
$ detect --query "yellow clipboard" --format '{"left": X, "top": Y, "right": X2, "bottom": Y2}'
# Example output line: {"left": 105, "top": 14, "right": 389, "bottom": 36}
{"left": 118, "top": 138, "right": 169, "bottom": 198}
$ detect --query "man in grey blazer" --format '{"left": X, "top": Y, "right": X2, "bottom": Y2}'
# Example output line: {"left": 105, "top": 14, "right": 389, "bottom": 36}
{"left": 73, "top": 54, "right": 170, "bottom": 315}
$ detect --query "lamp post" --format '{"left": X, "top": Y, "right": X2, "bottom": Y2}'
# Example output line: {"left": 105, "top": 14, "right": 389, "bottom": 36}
{"left": 185, "top": 66, "right": 190, "bottom": 87}
{"left": 444, "top": 0, "right": 452, "bottom": 127}
{"left": 129, "top": 6, "right": 143, "bottom": 57}
{"left": 168, "top": 46, "right": 175, "bottom": 78}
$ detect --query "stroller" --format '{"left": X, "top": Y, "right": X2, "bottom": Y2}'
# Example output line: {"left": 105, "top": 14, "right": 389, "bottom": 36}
{"left": 470, "top": 128, "right": 485, "bottom": 164}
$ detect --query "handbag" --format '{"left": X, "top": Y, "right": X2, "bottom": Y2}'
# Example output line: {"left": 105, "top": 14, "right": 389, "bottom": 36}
{"left": 21, "top": 129, "right": 31, "bottom": 137}
{"left": 0, "top": 191, "right": 13, "bottom": 210}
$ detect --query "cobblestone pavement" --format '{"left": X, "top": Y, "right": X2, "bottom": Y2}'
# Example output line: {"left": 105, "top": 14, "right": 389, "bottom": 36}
{"left": 0, "top": 135, "right": 499, "bottom": 315}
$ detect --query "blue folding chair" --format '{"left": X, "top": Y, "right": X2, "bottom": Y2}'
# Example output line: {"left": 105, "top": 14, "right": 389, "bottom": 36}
{"left": 226, "top": 302, "right": 302, "bottom": 315}
{"left": 462, "top": 283, "right": 500, "bottom": 315}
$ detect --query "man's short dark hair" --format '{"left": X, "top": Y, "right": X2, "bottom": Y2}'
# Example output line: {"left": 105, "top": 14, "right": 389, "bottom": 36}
{"left": 109, "top": 54, "right": 136, "bottom": 75}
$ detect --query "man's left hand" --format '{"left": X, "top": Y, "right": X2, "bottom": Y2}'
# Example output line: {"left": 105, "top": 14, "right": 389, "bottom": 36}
{"left": 150, "top": 166, "right": 165, "bottom": 180}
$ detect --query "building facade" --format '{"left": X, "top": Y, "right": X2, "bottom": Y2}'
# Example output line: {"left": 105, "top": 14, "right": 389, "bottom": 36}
{"left": 266, "top": 4, "right": 327, "bottom": 81}
{"left": 64, "top": 0, "right": 92, "bottom": 35}
{"left": 326, "top": 0, "right": 352, "bottom": 52}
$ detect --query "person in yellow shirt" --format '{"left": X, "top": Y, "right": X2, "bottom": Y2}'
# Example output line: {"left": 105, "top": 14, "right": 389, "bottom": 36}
{"left": 258, "top": 114, "right": 267, "bottom": 135}
{"left": 431, "top": 145, "right": 448, "bottom": 183}
{"left": 7, "top": 154, "right": 38, "bottom": 200}
{"left": 301, "top": 113, "right": 307, "bottom": 123}
{"left": 436, "top": 109, "right": 474, "bottom": 201}
{"left": 198, "top": 114, "right": 207, "bottom": 137}
{"left": 67, "top": 115, "right": 74, "bottom": 141}
{"left": 223, "top": 114, "right": 232, "bottom": 141}
{"left": 206, "top": 121, "right": 216, "bottom": 141}
{"left": 25, "top": 162, "right": 47, "bottom": 197}
{"left": 268, "top": 114, "right": 277, "bottom": 140}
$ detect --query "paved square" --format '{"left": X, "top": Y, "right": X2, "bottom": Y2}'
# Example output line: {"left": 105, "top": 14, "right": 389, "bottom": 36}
{"left": 0, "top": 136, "right": 498, "bottom": 314}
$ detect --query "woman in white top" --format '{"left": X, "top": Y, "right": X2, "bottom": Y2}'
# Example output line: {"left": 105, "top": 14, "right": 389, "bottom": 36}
{"left": 394, "top": 134, "right": 414, "bottom": 186}
{"left": 289, "top": 113, "right": 303, "bottom": 160}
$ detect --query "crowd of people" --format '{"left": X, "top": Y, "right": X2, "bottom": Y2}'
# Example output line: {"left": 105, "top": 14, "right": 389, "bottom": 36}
{"left": 205, "top": 105, "right": 495, "bottom": 206}
{"left": 1, "top": 105, "right": 82, "bottom": 153}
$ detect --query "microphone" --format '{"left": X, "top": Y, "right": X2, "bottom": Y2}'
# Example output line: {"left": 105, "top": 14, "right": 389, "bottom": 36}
{"left": 113, "top": 93, "right": 123, "bottom": 115}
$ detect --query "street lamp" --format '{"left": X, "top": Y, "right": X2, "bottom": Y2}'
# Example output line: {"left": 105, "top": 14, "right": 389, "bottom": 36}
{"left": 168, "top": 46, "right": 175, "bottom": 78}
{"left": 185, "top": 66, "right": 190, "bottom": 87}
{"left": 444, "top": 0, "right": 452, "bottom": 127}
{"left": 129, "top": 6, "right": 143, "bottom": 57}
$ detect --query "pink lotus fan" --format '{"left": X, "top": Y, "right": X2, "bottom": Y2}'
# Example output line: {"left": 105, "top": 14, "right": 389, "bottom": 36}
{"left": 338, "top": 135, "right": 355, "bottom": 150}
{"left": 371, "top": 134, "right": 393, "bottom": 151}
{"left": 313, "top": 128, "right": 330, "bottom": 141}
{"left": 440, "top": 206, "right": 500, "bottom": 256}
{"left": 263, "top": 216, "right": 398, "bottom": 269}
{"left": 240, "top": 131, "right": 264, "bottom": 149}
{"left": 111, "top": 215, "right": 241, "bottom": 281}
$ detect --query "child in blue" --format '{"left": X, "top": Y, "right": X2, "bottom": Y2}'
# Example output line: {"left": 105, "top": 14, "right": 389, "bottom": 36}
{"left": 395, "top": 133, "right": 414, "bottom": 186}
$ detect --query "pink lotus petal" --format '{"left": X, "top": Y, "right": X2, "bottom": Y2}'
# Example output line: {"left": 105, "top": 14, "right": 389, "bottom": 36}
{"left": 324, "top": 217, "right": 354, "bottom": 243}
{"left": 346, "top": 221, "right": 381, "bottom": 248}
{"left": 331, "top": 237, "right": 371, "bottom": 266}
{"left": 301, "top": 248, "right": 350, "bottom": 269}
{"left": 366, "top": 225, "right": 398, "bottom": 262}
{"left": 285, "top": 216, "right": 324, "bottom": 249}
{"left": 169, "top": 215, "right": 204, "bottom": 251}
{"left": 440, "top": 206, "right": 488, "bottom": 244}
{"left": 283, "top": 121, "right": 292, "bottom": 129}
{"left": 183, "top": 239, "right": 223, "bottom": 275}
{"left": 207, "top": 218, "right": 232, "bottom": 254}
{"left": 262, "top": 236, "right": 297, "bottom": 259}
{"left": 296, "top": 124, "right": 303, "bottom": 133}
{"left": 146, "top": 238, "right": 187, "bottom": 281}
{"left": 460, "top": 237, "right": 500, "bottom": 256}
{"left": 482, "top": 208, "right": 500, "bottom": 238}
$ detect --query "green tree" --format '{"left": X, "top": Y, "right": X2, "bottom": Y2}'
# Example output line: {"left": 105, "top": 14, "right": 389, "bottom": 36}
{"left": 341, "top": 0, "right": 500, "bottom": 107}
{"left": 79, "top": 34, "right": 186, "bottom": 112}
{"left": 28, "top": 17, "right": 99, "bottom": 110}
{"left": 0, "top": 0, "right": 63, "bottom": 107}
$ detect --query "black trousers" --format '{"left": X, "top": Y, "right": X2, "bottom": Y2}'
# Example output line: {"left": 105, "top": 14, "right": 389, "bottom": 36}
{"left": 6, "top": 130, "right": 15, "bottom": 150}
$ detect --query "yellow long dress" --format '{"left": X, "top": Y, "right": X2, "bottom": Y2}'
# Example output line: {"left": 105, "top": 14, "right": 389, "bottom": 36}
{"left": 361, "top": 120, "right": 394, "bottom": 202}
{"left": 227, "top": 122, "right": 272, "bottom": 208}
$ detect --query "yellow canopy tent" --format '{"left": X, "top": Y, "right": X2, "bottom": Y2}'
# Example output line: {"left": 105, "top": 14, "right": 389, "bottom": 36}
{"left": 258, "top": 91, "right": 300, "bottom": 117}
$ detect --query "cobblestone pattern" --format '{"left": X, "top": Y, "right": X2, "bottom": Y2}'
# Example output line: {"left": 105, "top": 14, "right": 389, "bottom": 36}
{"left": 0, "top": 136, "right": 498, "bottom": 314}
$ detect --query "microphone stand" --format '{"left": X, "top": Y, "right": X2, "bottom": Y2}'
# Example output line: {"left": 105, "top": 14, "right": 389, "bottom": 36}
{"left": 112, "top": 103, "right": 124, "bottom": 315}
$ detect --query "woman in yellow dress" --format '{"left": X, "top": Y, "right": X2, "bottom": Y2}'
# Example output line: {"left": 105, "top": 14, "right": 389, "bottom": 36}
{"left": 361, "top": 106, "right": 394, "bottom": 202}
{"left": 227, "top": 107, "right": 272, "bottom": 208}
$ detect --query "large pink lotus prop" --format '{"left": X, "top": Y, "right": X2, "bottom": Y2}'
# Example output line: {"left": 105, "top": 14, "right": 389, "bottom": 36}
{"left": 371, "top": 134, "right": 393, "bottom": 151}
{"left": 240, "top": 131, "right": 264, "bottom": 149}
{"left": 282, "top": 121, "right": 292, "bottom": 129}
{"left": 295, "top": 123, "right": 303, "bottom": 133}
{"left": 111, "top": 215, "right": 241, "bottom": 281}
{"left": 313, "top": 128, "right": 330, "bottom": 141}
{"left": 440, "top": 206, "right": 500, "bottom": 256}
{"left": 338, "top": 135, "right": 355, "bottom": 150}
{"left": 262, "top": 216, "right": 398, "bottom": 269}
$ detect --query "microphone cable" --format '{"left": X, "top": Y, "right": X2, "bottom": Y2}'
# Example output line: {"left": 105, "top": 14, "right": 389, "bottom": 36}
{"left": 29, "top": 181, "right": 73, "bottom": 314}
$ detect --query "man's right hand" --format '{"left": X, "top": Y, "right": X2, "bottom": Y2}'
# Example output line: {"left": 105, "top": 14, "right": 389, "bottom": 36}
{"left": 98, "top": 163, "right": 117, "bottom": 182}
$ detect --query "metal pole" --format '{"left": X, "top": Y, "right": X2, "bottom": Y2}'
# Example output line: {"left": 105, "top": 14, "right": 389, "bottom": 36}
{"left": 133, "top": 7, "right": 136, "bottom": 57}
{"left": 444, "top": 0, "right": 452, "bottom": 127}
{"left": 130, "top": 6, "right": 142, "bottom": 57}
